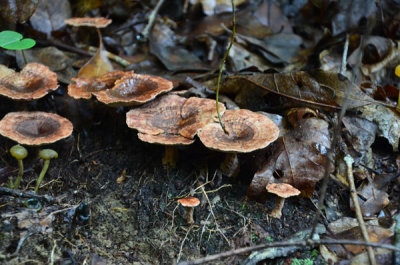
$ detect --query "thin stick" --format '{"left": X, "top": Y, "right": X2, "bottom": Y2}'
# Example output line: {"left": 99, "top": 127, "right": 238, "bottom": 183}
{"left": 215, "top": 0, "right": 236, "bottom": 133}
{"left": 0, "top": 186, "right": 56, "bottom": 203}
{"left": 344, "top": 155, "right": 376, "bottom": 265}
{"left": 177, "top": 239, "right": 400, "bottom": 265}
{"left": 308, "top": 32, "right": 353, "bottom": 239}
{"left": 141, "top": 0, "right": 166, "bottom": 42}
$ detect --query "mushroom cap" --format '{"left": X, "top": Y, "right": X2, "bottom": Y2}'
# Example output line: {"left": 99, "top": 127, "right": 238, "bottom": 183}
{"left": 0, "top": 63, "right": 58, "bottom": 100}
{"left": 266, "top": 183, "right": 300, "bottom": 198}
{"left": 197, "top": 109, "right": 279, "bottom": 153}
{"left": 68, "top": 70, "right": 132, "bottom": 99}
{"left": 64, "top": 17, "right": 112, "bottom": 28}
{"left": 93, "top": 74, "right": 173, "bottom": 107}
{"left": 178, "top": 196, "right": 200, "bottom": 207}
{"left": 0, "top": 111, "right": 73, "bottom": 146}
{"left": 178, "top": 97, "right": 226, "bottom": 139}
{"left": 138, "top": 132, "right": 194, "bottom": 146}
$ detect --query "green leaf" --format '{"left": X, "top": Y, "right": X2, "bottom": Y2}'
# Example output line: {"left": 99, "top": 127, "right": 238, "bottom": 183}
{"left": 0, "top": 30, "right": 36, "bottom": 50}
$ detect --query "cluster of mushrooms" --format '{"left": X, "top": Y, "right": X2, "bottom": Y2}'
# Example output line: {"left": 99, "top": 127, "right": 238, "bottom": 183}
{"left": 0, "top": 17, "right": 296, "bottom": 223}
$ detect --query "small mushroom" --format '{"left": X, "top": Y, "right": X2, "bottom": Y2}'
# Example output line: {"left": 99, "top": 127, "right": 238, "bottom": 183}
{"left": 0, "top": 63, "right": 58, "bottom": 100}
{"left": 177, "top": 196, "right": 200, "bottom": 224}
{"left": 197, "top": 109, "right": 279, "bottom": 177}
{"left": 266, "top": 183, "right": 300, "bottom": 219}
{"left": 64, "top": 17, "right": 112, "bottom": 28}
{"left": 9, "top": 144, "right": 28, "bottom": 189}
{"left": 34, "top": 149, "right": 58, "bottom": 193}
{"left": 0, "top": 111, "right": 73, "bottom": 145}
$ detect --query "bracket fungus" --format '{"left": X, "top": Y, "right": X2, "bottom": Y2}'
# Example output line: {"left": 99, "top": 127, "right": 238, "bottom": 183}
{"left": 93, "top": 74, "right": 174, "bottom": 107}
{"left": 197, "top": 109, "right": 279, "bottom": 177}
{"left": 0, "top": 63, "right": 58, "bottom": 100}
{"left": 177, "top": 196, "right": 200, "bottom": 224}
{"left": 0, "top": 111, "right": 73, "bottom": 146}
{"left": 126, "top": 94, "right": 225, "bottom": 166}
{"left": 266, "top": 183, "right": 300, "bottom": 219}
{"left": 68, "top": 70, "right": 133, "bottom": 99}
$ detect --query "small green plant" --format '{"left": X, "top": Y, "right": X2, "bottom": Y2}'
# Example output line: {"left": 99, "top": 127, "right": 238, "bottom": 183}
{"left": 0, "top": 30, "right": 36, "bottom": 50}
{"left": 265, "top": 235, "right": 274, "bottom": 242}
{"left": 291, "top": 258, "right": 314, "bottom": 265}
{"left": 0, "top": 30, "right": 36, "bottom": 64}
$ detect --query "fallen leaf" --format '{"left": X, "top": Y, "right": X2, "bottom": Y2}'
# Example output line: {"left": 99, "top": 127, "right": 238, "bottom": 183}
{"left": 247, "top": 118, "right": 333, "bottom": 201}
{"left": 78, "top": 38, "right": 113, "bottom": 78}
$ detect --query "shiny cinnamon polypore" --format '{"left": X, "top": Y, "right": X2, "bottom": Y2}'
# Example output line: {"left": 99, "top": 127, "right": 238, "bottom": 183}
{"left": 197, "top": 109, "right": 279, "bottom": 153}
{"left": 94, "top": 74, "right": 173, "bottom": 106}
{"left": 64, "top": 17, "right": 112, "bottom": 28}
{"left": 0, "top": 63, "right": 58, "bottom": 100}
{"left": 126, "top": 94, "right": 226, "bottom": 142}
{"left": 68, "top": 70, "right": 132, "bottom": 99}
{"left": 0, "top": 112, "right": 73, "bottom": 145}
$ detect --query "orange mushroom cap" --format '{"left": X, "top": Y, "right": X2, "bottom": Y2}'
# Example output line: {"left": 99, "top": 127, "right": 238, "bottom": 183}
{"left": 93, "top": 74, "right": 173, "bottom": 107}
{"left": 65, "top": 17, "right": 112, "bottom": 28}
{"left": 197, "top": 109, "right": 279, "bottom": 153}
{"left": 266, "top": 183, "right": 300, "bottom": 198}
{"left": 0, "top": 111, "right": 73, "bottom": 146}
{"left": 68, "top": 70, "right": 132, "bottom": 99}
{"left": 0, "top": 63, "right": 58, "bottom": 100}
{"left": 178, "top": 196, "right": 200, "bottom": 207}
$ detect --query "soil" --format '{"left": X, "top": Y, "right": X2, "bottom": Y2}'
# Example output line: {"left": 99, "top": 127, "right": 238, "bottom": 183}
{"left": 0, "top": 93, "right": 325, "bottom": 264}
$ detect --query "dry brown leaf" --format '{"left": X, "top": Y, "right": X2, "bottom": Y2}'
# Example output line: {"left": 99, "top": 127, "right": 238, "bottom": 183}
{"left": 247, "top": 118, "right": 333, "bottom": 201}
{"left": 78, "top": 38, "right": 113, "bottom": 79}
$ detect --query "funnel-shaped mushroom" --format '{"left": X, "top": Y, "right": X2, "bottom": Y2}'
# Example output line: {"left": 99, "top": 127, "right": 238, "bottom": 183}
{"left": 126, "top": 94, "right": 225, "bottom": 166}
{"left": 65, "top": 17, "right": 112, "bottom": 28}
{"left": 68, "top": 70, "right": 133, "bottom": 99}
{"left": 0, "top": 111, "right": 73, "bottom": 145}
{"left": 93, "top": 74, "right": 174, "bottom": 107}
{"left": 197, "top": 109, "right": 279, "bottom": 177}
{"left": 0, "top": 63, "right": 58, "bottom": 100}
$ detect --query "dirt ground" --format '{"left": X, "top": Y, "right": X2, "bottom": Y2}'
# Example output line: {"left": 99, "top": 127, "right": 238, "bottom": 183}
{"left": 0, "top": 93, "right": 333, "bottom": 265}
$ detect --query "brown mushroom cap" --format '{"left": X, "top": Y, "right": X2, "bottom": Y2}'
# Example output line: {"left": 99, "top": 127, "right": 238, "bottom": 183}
{"left": 65, "top": 17, "right": 112, "bottom": 28}
{"left": 266, "top": 183, "right": 300, "bottom": 198}
{"left": 93, "top": 74, "right": 173, "bottom": 106}
{"left": 127, "top": 94, "right": 225, "bottom": 145}
{"left": 179, "top": 97, "right": 226, "bottom": 139}
{"left": 197, "top": 109, "right": 279, "bottom": 153}
{"left": 138, "top": 132, "right": 194, "bottom": 146}
{"left": 68, "top": 70, "right": 132, "bottom": 99}
{"left": 0, "top": 111, "right": 73, "bottom": 145}
{"left": 178, "top": 196, "right": 200, "bottom": 207}
{"left": 0, "top": 63, "right": 58, "bottom": 100}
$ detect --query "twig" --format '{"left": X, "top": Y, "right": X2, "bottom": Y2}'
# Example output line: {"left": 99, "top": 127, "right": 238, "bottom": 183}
{"left": 340, "top": 34, "right": 349, "bottom": 74}
{"left": 200, "top": 186, "right": 231, "bottom": 246}
{"left": 344, "top": 155, "right": 376, "bottom": 265}
{"left": 308, "top": 30, "right": 357, "bottom": 240}
{"left": 87, "top": 46, "right": 130, "bottom": 67}
{"left": 176, "top": 226, "right": 192, "bottom": 263}
{"left": 0, "top": 186, "right": 56, "bottom": 203}
{"left": 177, "top": 239, "right": 400, "bottom": 265}
{"left": 394, "top": 213, "right": 400, "bottom": 264}
{"left": 141, "top": 0, "right": 166, "bottom": 42}
{"left": 215, "top": 0, "right": 236, "bottom": 133}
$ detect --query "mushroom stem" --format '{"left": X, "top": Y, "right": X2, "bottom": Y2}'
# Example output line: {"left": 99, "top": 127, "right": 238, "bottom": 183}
{"left": 220, "top": 153, "right": 240, "bottom": 177}
{"left": 270, "top": 197, "right": 286, "bottom": 219}
{"left": 34, "top": 149, "right": 58, "bottom": 193}
{"left": 162, "top": 146, "right": 178, "bottom": 168}
{"left": 9, "top": 145, "right": 28, "bottom": 190}
{"left": 185, "top": 207, "right": 195, "bottom": 224}
{"left": 13, "top": 159, "right": 24, "bottom": 189}
{"left": 34, "top": 159, "right": 50, "bottom": 193}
